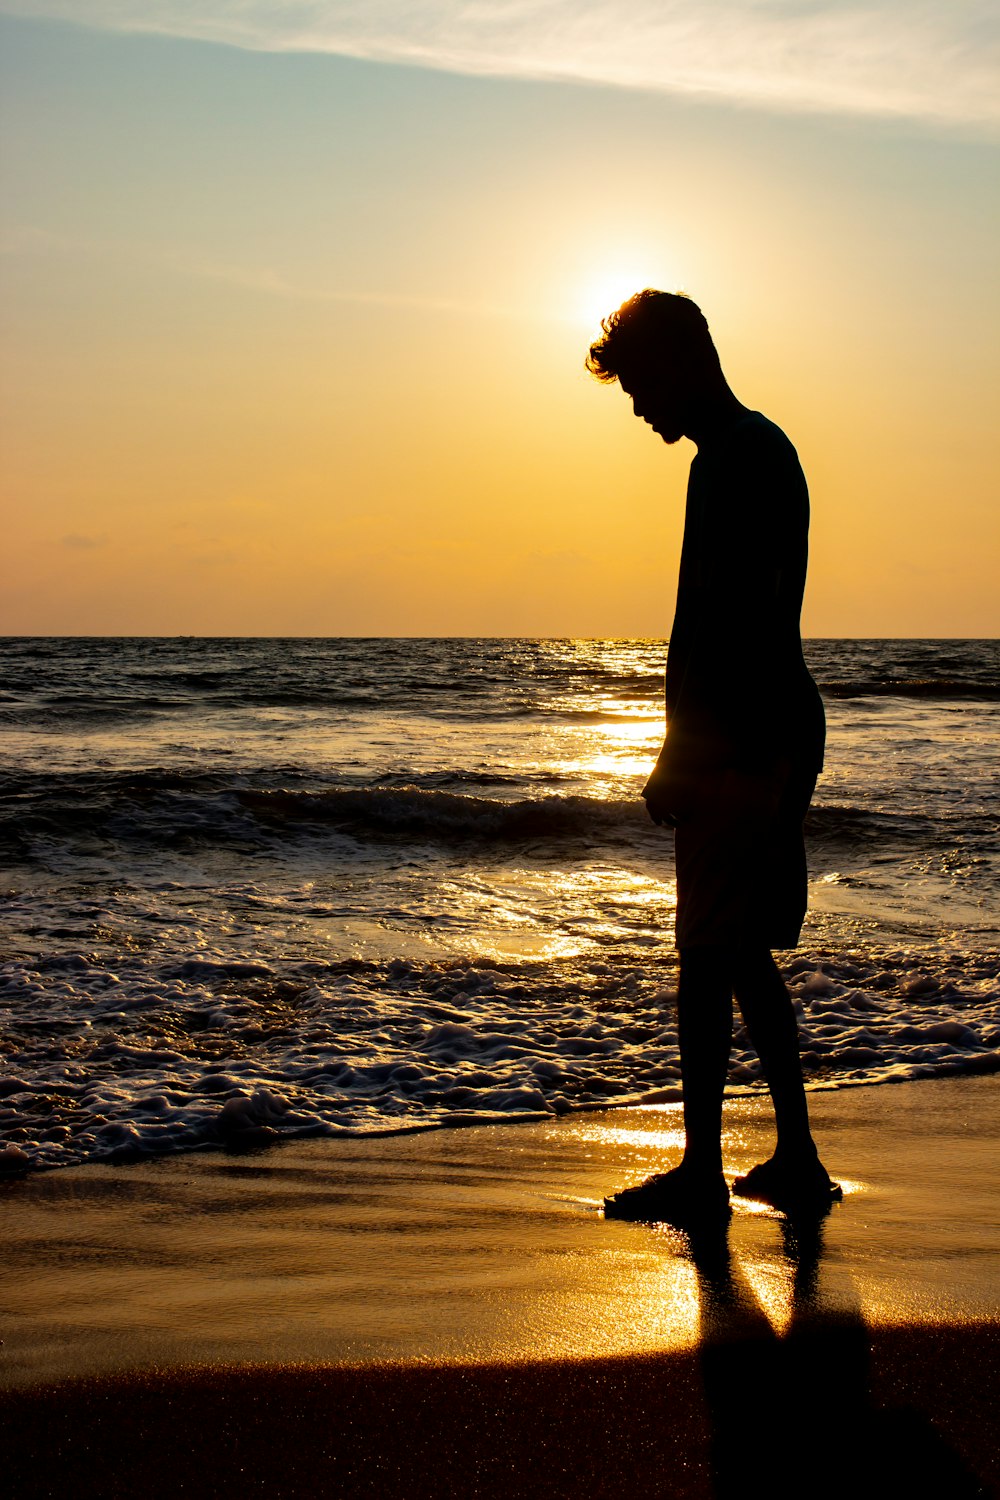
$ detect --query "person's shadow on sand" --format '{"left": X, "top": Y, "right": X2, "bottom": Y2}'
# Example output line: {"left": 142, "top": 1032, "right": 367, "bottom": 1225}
{"left": 685, "top": 1215, "right": 986, "bottom": 1499}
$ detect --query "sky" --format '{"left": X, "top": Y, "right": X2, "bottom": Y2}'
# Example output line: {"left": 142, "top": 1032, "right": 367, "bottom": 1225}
{"left": 1, "top": 1, "right": 998, "bottom": 636}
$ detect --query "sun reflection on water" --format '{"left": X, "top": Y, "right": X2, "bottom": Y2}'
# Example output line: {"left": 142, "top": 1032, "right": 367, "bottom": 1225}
{"left": 581, "top": 1124, "right": 686, "bottom": 1154}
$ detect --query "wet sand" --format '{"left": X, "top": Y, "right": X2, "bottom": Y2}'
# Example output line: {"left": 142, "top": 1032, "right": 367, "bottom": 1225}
{"left": 3, "top": 1076, "right": 999, "bottom": 1496}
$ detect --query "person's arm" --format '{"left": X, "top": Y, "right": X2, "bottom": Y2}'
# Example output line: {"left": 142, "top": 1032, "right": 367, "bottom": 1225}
{"left": 643, "top": 426, "right": 805, "bottom": 823}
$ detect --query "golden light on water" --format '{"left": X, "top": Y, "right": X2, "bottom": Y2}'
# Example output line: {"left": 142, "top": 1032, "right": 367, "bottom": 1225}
{"left": 566, "top": 703, "right": 662, "bottom": 779}
{"left": 583, "top": 1123, "right": 686, "bottom": 1153}
{"left": 579, "top": 749, "right": 657, "bottom": 777}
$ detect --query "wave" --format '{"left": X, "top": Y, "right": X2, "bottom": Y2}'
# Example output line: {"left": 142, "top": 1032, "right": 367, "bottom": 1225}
{"left": 235, "top": 787, "right": 631, "bottom": 842}
{"left": 0, "top": 766, "right": 961, "bottom": 858}
{"left": 5, "top": 677, "right": 996, "bottom": 731}
{"left": 0, "top": 768, "right": 632, "bottom": 854}
{"left": 803, "top": 804, "right": 936, "bottom": 843}
{"left": 818, "top": 678, "right": 1000, "bottom": 699}
{"left": 235, "top": 789, "right": 942, "bottom": 850}
{"left": 4, "top": 629, "right": 997, "bottom": 731}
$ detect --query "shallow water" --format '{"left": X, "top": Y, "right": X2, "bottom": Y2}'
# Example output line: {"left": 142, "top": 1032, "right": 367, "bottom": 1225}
{"left": 1, "top": 637, "right": 998, "bottom": 1171}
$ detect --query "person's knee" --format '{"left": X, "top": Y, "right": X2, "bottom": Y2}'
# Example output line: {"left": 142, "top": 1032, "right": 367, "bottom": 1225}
{"left": 729, "top": 946, "right": 780, "bottom": 993}
{"left": 678, "top": 945, "right": 734, "bottom": 992}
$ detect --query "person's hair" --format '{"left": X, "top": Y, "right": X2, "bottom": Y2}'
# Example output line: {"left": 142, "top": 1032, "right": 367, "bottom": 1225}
{"left": 585, "top": 289, "right": 718, "bottom": 384}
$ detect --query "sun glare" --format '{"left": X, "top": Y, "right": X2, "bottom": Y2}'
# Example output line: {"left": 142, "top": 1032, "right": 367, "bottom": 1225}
{"left": 579, "top": 268, "right": 664, "bottom": 331}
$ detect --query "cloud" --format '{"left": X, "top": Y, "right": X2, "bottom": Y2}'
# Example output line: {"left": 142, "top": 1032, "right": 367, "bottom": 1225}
{"left": 166, "top": 252, "right": 519, "bottom": 317}
{"left": 1, "top": 221, "right": 522, "bottom": 317}
{"left": 2, "top": 1, "right": 998, "bottom": 129}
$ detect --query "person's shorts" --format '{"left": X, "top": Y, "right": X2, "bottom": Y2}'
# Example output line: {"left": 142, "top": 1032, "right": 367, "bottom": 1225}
{"left": 673, "top": 763, "right": 816, "bottom": 950}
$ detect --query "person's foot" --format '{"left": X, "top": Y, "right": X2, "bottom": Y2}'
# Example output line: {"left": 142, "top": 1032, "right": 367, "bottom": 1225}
{"left": 732, "top": 1155, "right": 842, "bottom": 1215}
{"left": 604, "top": 1166, "right": 731, "bottom": 1226}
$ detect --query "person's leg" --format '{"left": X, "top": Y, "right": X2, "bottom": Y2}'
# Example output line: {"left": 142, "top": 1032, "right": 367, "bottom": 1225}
{"left": 732, "top": 947, "right": 815, "bottom": 1163}
{"left": 676, "top": 946, "right": 735, "bottom": 1178}
{"left": 604, "top": 946, "right": 732, "bottom": 1222}
{"left": 731, "top": 947, "right": 840, "bottom": 1207}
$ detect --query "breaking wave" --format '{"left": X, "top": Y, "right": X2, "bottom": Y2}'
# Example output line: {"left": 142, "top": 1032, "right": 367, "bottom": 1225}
{"left": 0, "top": 770, "right": 959, "bottom": 857}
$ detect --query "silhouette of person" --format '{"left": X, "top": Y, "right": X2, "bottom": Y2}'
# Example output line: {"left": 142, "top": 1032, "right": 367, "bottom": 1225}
{"left": 590, "top": 291, "right": 839, "bottom": 1224}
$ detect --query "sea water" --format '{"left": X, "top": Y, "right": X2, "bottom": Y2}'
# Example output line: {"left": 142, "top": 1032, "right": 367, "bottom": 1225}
{"left": 1, "top": 637, "right": 997, "bottom": 1172}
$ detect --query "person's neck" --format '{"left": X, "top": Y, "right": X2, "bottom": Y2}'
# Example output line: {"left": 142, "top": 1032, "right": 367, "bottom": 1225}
{"left": 686, "top": 385, "right": 750, "bottom": 450}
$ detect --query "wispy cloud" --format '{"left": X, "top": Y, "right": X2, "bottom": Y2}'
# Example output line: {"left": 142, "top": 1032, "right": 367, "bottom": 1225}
{"left": 1, "top": 221, "right": 527, "bottom": 318}
{"left": 171, "top": 251, "right": 520, "bottom": 318}
{"left": 3, "top": 1, "right": 998, "bottom": 128}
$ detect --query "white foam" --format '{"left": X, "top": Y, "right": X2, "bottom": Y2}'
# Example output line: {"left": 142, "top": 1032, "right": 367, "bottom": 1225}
{"left": 1, "top": 944, "right": 998, "bottom": 1175}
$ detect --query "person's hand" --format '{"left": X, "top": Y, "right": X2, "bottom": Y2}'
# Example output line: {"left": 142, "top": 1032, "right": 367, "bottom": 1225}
{"left": 641, "top": 762, "right": 685, "bottom": 827}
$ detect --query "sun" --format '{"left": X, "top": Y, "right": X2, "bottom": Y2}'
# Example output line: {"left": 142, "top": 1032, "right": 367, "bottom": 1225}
{"left": 578, "top": 268, "right": 662, "bottom": 331}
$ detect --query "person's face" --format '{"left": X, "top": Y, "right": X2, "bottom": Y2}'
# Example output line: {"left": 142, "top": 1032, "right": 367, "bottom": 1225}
{"left": 619, "top": 366, "right": 689, "bottom": 445}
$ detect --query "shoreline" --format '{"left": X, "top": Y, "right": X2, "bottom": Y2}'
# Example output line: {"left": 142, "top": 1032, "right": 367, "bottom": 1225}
{"left": 3, "top": 1075, "right": 998, "bottom": 1494}
{"left": 0, "top": 1063, "right": 965, "bottom": 1174}
{"left": 5, "top": 1012, "right": 999, "bottom": 1180}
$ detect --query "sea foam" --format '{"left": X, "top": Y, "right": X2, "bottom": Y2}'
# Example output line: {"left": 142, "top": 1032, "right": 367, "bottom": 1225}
{"left": 1, "top": 945, "right": 997, "bottom": 1174}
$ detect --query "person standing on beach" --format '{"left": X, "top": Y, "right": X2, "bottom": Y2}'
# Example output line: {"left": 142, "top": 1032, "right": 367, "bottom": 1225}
{"left": 587, "top": 291, "right": 839, "bottom": 1224}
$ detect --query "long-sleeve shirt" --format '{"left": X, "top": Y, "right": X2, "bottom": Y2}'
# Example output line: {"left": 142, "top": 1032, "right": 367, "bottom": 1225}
{"left": 659, "top": 410, "right": 825, "bottom": 780}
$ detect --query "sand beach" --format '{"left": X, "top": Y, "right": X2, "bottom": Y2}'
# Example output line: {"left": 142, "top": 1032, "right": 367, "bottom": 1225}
{"left": 3, "top": 1075, "right": 998, "bottom": 1497}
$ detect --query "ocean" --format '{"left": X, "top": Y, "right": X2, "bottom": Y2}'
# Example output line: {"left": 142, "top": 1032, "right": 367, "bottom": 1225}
{"left": 1, "top": 637, "right": 997, "bottom": 1174}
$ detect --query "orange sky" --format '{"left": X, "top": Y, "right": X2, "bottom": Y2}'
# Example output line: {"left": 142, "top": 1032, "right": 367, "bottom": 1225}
{"left": 2, "top": 9, "right": 998, "bottom": 635}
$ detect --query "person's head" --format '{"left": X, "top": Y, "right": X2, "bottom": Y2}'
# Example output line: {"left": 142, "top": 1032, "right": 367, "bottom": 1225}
{"left": 585, "top": 290, "right": 723, "bottom": 444}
